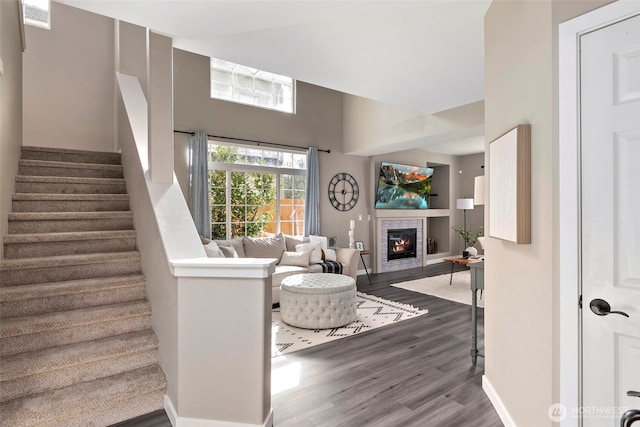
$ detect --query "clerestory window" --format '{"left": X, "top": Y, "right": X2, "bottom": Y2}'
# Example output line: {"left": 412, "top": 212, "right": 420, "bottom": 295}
{"left": 208, "top": 142, "right": 306, "bottom": 239}
{"left": 22, "top": 0, "right": 50, "bottom": 29}
{"left": 210, "top": 57, "right": 295, "bottom": 114}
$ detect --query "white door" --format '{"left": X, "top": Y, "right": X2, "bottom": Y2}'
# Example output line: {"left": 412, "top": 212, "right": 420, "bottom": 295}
{"left": 581, "top": 14, "right": 640, "bottom": 426}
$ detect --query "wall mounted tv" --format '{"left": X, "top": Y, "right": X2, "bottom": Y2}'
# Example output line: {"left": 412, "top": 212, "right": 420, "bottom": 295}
{"left": 375, "top": 161, "right": 434, "bottom": 209}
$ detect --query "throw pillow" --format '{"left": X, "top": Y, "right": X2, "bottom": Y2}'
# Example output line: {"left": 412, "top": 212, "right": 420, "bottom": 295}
{"left": 296, "top": 242, "right": 322, "bottom": 264}
{"left": 285, "top": 235, "right": 310, "bottom": 252}
{"left": 203, "top": 241, "right": 224, "bottom": 258}
{"left": 243, "top": 234, "right": 286, "bottom": 263}
{"left": 324, "top": 248, "right": 337, "bottom": 262}
{"left": 309, "top": 235, "right": 328, "bottom": 251}
{"left": 214, "top": 237, "right": 246, "bottom": 258}
{"left": 219, "top": 245, "right": 238, "bottom": 258}
{"left": 280, "top": 250, "right": 311, "bottom": 267}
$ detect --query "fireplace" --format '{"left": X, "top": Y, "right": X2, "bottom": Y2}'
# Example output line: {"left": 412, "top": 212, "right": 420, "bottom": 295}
{"left": 387, "top": 228, "right": 417, "bottom": 261}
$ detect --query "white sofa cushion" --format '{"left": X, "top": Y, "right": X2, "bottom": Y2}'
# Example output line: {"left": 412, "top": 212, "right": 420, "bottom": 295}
{"left": 280, "top": 250, "right": 311, "bottom": 267}
{"left": 203, "top": 241, "right": 224, "bottom": 258}
{"left": 243, "top": 234, "right": 286, "bottom": 263}
{"left": 296, "top": 242, "right": 322, "bottom": 264}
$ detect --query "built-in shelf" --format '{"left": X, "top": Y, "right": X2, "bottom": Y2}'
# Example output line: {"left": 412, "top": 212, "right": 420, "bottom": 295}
{"left": 427, "top": 216, "right": 450, "bottom": 255}
{"left": 427, "top": 163, "right": 450, "bottom": 210}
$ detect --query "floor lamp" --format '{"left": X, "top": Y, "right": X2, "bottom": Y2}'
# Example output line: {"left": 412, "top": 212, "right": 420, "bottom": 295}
{"left": 456, "top": 198, "right": 474, "bottom": 231}
{"left": 474, "top": 176, "right": 486, "bottom": 251}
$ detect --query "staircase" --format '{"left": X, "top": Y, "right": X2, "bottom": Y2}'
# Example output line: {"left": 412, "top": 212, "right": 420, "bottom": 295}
{"left": 0, "top": 146, "right": 166, "bottom": 427}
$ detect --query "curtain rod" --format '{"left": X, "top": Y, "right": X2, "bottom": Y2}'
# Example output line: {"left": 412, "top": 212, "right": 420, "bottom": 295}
{"left": 173, "top": 130, "right": 330, "bottom": 154}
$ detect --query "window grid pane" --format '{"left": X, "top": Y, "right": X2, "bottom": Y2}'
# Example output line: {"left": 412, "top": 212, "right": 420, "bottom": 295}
{"left": 209, "top": 144, "right": 305, "bottom": 239}
{"left": 211, "top": 57, "right": 294, "bottom": 113}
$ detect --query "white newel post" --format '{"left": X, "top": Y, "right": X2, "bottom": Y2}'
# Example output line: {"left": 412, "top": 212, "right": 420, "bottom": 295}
{"left": 148, "top": 31, "right": 174, "bottom": 184}
{"left": 169, "top": 258, "right": 276, "bottom": 427}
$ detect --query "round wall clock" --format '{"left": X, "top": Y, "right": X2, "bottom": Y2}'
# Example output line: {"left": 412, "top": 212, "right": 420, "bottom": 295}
{"left": 328, "top": 173, "right": 359, "bottom": 211}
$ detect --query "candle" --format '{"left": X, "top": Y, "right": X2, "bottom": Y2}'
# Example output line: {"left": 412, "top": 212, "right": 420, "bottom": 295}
{"left": 349, "top": 220, "right": 355, "bottom": 229}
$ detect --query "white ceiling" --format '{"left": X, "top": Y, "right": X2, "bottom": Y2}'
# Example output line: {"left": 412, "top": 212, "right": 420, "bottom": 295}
{"left": 60, "top": 0, "right": 489, "bottom": 155}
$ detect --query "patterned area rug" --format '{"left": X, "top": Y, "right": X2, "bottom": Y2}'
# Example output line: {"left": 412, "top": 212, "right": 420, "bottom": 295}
{"left": 272, "top": 292, "right": 427, "bottom": 357}
{"left": 390, "top": 270, "right": 484, "bottom": 308}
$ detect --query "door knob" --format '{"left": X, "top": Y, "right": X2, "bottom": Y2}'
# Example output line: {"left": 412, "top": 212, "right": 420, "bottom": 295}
{"left": 620, "top": 409, "right": 640, "bottom": 427}
{"left": 589, "top": 298, "right": 630, "bottom": 317}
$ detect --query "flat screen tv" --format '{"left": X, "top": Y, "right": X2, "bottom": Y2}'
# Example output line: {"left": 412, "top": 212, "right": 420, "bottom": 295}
{"left": 375, "top": 161, "right": 434, "bottom": 209}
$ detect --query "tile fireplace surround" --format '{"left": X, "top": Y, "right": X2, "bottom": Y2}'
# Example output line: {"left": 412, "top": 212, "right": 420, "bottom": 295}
{"left": 378, "top": 218, "right": 424, "bottom": 273}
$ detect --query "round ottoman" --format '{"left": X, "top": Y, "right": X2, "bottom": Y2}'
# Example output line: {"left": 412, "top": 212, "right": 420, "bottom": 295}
{"left": 280, "top": 273, "right": 357, "bottom": 329}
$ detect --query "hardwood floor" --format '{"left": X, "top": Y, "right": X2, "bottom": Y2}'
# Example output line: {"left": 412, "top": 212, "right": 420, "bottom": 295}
{"left": 112, "top": 263, "right": 503, "bottom": 427}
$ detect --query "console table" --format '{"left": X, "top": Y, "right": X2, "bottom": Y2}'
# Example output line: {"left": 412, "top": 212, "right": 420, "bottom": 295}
{"left": 469, "top": 261, "right": 485, "bottom": 365}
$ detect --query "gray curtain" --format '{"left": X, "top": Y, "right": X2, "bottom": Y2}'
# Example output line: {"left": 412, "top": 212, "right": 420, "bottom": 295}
{"left": 188, "top": 131, "right": 211, "bottom": 239}
{"left": 304, "top": 147, "right": 320, "bottom": 236}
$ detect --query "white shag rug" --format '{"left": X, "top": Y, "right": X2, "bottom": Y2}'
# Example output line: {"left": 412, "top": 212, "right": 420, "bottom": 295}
{"left": 390, "top": 270, "right": 484, "bottom": 308}
{"left": 272, "top": 292, "right": 427, "bottom": 357}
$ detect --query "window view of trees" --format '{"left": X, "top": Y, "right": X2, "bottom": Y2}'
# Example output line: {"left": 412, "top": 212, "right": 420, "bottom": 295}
{"left": 209, "top": 144, "right": 306, "bottom": 239}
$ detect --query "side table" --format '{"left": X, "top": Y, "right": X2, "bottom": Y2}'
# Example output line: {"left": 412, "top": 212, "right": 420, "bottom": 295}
{"left": 359, "top": 250, "right": 372, "bottom": 286}
{"left": 443, "top": 256, "right": 482, "bottom": 285}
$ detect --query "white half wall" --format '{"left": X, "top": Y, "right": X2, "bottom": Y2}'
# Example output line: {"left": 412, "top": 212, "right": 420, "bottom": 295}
{"left": 0, "top": 0, "right": 23, "bottom": 259}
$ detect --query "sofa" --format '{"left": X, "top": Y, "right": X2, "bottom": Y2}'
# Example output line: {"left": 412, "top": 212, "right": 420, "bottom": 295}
{"left": 202, "top": 234, "right": 359, "bottom": 304}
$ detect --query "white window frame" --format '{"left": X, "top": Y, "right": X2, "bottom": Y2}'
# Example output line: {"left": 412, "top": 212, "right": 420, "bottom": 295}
{"left": 208, "top": 146, "right": 306, "bottom": 240}
{"left": 210, "top": 57, "right": 296, "bottom": 114}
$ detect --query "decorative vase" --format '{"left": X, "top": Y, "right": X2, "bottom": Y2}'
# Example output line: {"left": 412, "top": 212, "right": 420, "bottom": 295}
{"left": 466, "top": 246, "right": 478, "bottom": 257}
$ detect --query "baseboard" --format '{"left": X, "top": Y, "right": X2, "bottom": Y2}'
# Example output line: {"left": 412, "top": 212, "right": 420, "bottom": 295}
{"left": 165, "top": 395, "right": 273, "bottom": 427}
{"left": 482, "top": 375, "right": 517, "bottom": 427}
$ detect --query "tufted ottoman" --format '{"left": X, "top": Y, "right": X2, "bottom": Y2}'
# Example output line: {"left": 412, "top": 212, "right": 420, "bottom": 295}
{"left": 280, "top": 273, "right": 357, "bottom": 329}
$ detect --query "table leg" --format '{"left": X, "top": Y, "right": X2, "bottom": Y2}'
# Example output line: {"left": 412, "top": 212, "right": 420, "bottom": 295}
{"left": 449, "top": 262, "right": 455, "bottom": 285}
{"left": 471, "top": 289, "right": 478, "bottom": 365}
{"left": 360, "top": 253, "right": 372, "bottom": 286}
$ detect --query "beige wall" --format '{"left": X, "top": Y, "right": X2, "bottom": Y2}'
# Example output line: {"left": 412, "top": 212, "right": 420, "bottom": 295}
{"left": 0, "top": 0, "right": 23, "bottom": 259}
{"left": 22, "top": 2, "right": 115, "bottom": 152}
{"left": 484, "top": 1, "right": 610, "bottom": 425}
{"left": 173, "top": 48, "right": 371, "bottom": 253}
{"left": 457, "top": 152, "right": 484, "bottom": 254}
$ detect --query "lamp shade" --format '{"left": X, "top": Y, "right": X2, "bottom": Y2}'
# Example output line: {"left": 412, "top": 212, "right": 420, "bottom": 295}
{"left": 474, "top": 176, "right": 485, "bottom": 205}
{"left": 456, "top": 198, "right": 474, "bottom": 210}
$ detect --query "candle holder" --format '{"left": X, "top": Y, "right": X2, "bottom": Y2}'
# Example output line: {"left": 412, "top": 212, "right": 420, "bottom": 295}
{"left": 348, "top": 220, "right": 355, "bottom": 249}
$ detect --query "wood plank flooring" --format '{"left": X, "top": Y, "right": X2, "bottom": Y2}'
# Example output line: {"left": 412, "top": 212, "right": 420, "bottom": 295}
{"left": 112, "top": 262, "right": 503, "bottom": 427}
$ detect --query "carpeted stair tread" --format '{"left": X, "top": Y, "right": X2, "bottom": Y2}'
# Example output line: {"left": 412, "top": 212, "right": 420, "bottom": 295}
{"left": 1, "top": 300, "right": 151, "bottom": 340}
{"left": 12, "top": 193, "right": 129, "bottom": 202}
{"left": 8, "top": 211, "right": 133, "bottom": 221}
{"left": 4, "top": 230, "right": 136, "bottom": 244}
{"left": 1, "top": 330, "right": 157, "bottom": 381}
{"left": 0, "top": 301, "right": 151, "bottom": 356}
{"left": 0, "top": 251, "right": 140, "bottom": 272}
{"left": 0, "top": 365, "right": 165, "bottom": 427}
{"left": 0, "top": 274, "right": 146, "bottom": 303}
{"left": 18, "top": 159, "right": 124, "bottom": 179}
{"left": 8, "top": 211, "right": 134, "bottom": 234}
{"left": 18, "top": 159, "right": 123, "bottom": 172}
{"left": 0, "top": 275, "right": 147, "bottom": 318}
{"left": 15, "top": 175, "right": 127, "bottom": 195}
{"left": 21, "top": 146, "right": 122, "bottom": 165}
{"left": 15, "top": 175, "right": 126, "bottom": 185}
{"left": 3, "top": 230, "right": 137, "bottom": 258}
{"left": 12, "top": 193, "right": 130, "bottom": 213}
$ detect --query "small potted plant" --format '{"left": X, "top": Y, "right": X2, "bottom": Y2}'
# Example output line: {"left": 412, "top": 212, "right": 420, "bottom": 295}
{"left": 452, "top": 225, "right": 483, "bottom": 257}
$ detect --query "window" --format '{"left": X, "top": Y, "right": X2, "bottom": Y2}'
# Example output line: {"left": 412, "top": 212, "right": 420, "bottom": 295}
{"left": 208, "top": 143, "right": 306, "bottom": 239}
{"left": 210, "top": 58, "right": 295, "bottom": 113}
{"left": 22, "top": 0, "right": 50, "bottom": 29}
